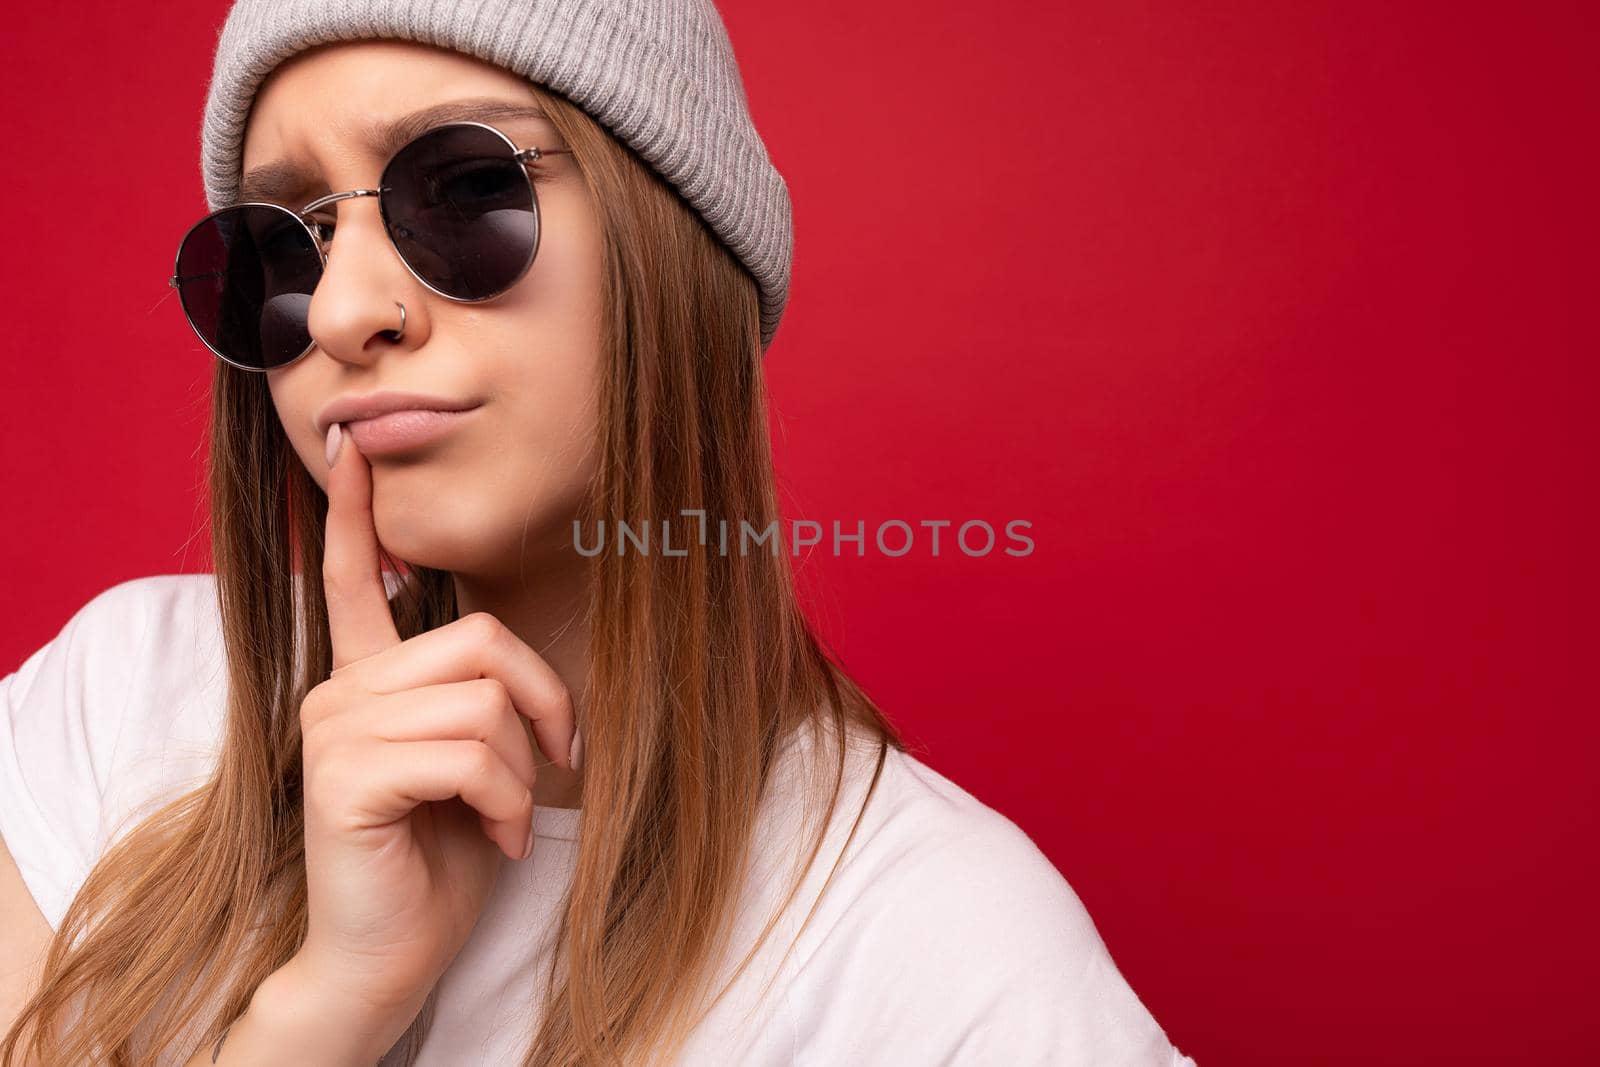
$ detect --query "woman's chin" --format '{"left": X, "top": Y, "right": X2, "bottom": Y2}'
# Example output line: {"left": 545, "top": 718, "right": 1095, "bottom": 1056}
{"left": 367, "top": 474, "right": 589, "bottom": 576}
{"left": 372, "top": 516, "right": 567, "bottom": 579}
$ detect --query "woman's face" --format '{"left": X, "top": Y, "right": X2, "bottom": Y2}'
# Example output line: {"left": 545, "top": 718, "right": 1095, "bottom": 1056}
{"left": 243, "top": 40, "right": 604, "bottom": 579}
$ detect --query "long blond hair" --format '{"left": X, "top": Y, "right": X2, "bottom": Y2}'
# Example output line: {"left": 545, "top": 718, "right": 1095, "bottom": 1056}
{"left": 2, "top": 79, "right": 903, "bottom": 1067}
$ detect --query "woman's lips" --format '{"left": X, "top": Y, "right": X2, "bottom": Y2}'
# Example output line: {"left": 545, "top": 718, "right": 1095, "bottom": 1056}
{"left": 342, "top": 405, "right": 482, "bottom": 457}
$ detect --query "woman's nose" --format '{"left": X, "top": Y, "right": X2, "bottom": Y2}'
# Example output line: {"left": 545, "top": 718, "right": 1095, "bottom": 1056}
{"left": 304, "top": 197, "right": 428, "bottom": 366}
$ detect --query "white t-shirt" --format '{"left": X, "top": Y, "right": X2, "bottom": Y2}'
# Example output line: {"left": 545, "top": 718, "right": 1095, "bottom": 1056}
{"left": 0, "top": 574, "right": 1197, "bottom": 1066}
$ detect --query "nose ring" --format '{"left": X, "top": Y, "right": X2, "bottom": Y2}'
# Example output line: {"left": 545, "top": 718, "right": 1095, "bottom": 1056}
{"left": 389, "top": 301, "right": 407, "bottom": 342}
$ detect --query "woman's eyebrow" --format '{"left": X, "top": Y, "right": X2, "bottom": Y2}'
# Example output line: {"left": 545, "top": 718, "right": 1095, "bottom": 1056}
{"left": 239, "top": 96, "right": 552, "bottom": 206}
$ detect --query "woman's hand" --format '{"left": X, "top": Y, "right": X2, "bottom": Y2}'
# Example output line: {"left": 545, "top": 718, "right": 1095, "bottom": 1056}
{"left": 291, "top": 423, "right": 578, "bottom": 1018}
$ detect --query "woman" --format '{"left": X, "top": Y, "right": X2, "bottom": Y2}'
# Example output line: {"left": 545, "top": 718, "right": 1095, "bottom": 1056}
{"left": 0, "top": 2, "right": 1196, "bottom": 1065}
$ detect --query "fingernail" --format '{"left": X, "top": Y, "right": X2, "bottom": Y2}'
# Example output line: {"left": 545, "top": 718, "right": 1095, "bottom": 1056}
{"left": 523, "top": 822, "right": 535, "bottom": 860}
{"left": 324, "top": 422, "right": 344, "bottom": 469}
{"left": 570, "top": 727, "right": 584, "bottom": 773}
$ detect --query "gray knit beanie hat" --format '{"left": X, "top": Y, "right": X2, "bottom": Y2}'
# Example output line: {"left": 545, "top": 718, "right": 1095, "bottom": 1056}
{"left": 199, "top": 0, "right": 793, "bottom": 352}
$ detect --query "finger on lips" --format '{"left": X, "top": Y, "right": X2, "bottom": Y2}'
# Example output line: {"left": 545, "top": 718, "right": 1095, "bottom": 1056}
{"left": 323, "top": 421, "right": 403, "bottom": 669}
{"left": 319, "top": 421, "right": 579, "bottom": 773}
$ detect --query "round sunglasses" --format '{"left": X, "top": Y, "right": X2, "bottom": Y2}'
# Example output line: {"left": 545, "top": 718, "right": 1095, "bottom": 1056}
{"left": 168, "top": 120, "right": 573, "bottom": 372}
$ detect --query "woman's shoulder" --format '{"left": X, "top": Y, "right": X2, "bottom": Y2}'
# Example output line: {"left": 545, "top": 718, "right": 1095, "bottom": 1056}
{"left": 767, "top": 723, "right": 1196, "bottom": 1064}
{"left": 774, "top": 722, "right": 1097, "bottom": 925}
{"left": 795, "top": 734, "right": 1104, "bottom": 953}
{"left": 11, "top": 572, "right": 229, "bottom": 770}
{"left": 12, "top": 572, "right": 223, "bottom": 681}
{"left": 0, "top": 573, "right": 227, "bottom": 929}
{"left": 1, "top": 570, "right": 226, "bottom": 744}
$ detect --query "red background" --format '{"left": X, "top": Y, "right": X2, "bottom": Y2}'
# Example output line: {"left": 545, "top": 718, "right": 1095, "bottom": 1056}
{"left": 2, "top": 3, "right": 1594, "bottom": 1063}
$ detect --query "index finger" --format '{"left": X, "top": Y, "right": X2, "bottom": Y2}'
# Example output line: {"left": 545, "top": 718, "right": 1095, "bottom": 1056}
{"left": 323, "top": 422, "right": 402, "bottom": 671}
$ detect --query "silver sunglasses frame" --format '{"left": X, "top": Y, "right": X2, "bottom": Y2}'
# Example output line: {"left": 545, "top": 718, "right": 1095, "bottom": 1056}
{"left": 168, "top": 119, "right": 574, "bottom": 373}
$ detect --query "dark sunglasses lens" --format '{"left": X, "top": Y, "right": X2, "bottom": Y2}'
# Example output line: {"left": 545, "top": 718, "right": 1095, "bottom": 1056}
{"left": 382, "top": 124, "right": 539, "bottom": 300}
{"left": 174, "top": 205, "right": 319, "bottom": 369}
